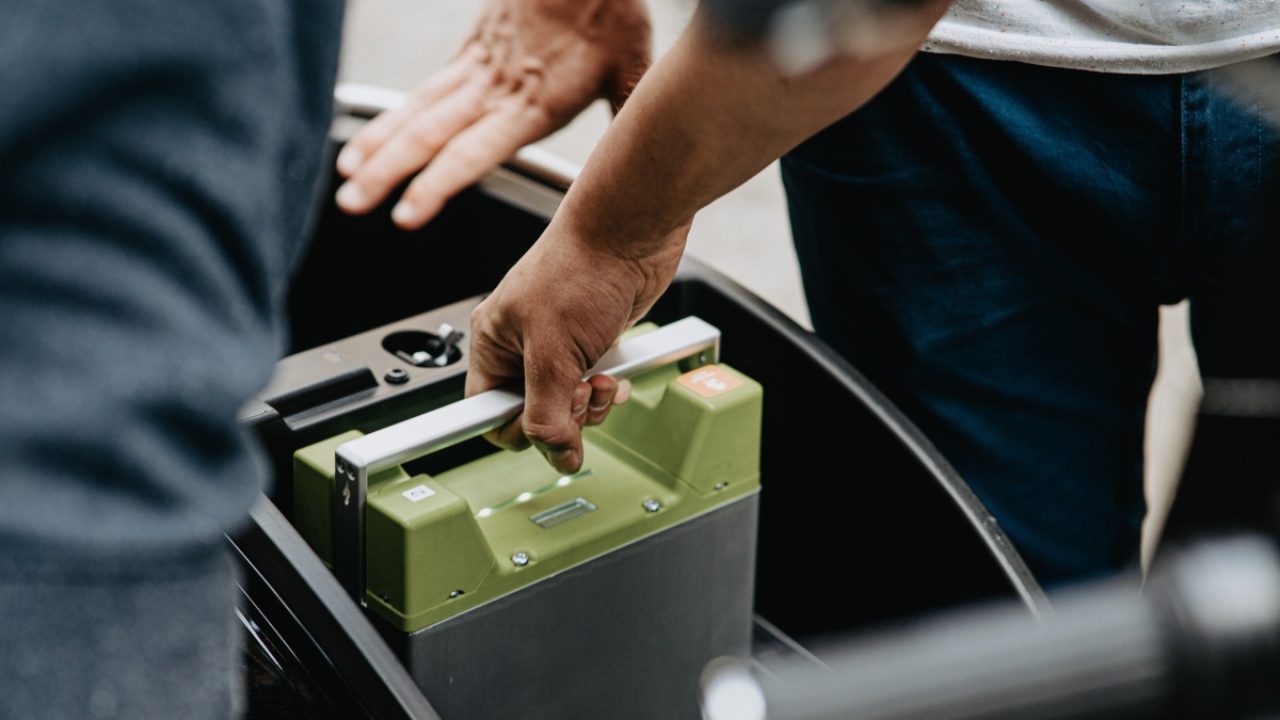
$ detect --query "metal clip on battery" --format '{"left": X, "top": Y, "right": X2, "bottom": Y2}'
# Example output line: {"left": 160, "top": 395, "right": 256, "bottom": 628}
{"left": 331, "top": 317, "right": 723, "bottom": 604}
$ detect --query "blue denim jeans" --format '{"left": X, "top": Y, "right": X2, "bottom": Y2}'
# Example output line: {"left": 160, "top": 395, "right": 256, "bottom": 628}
{"left": 782, "top": 53, "right": 1279, "bottom": 585}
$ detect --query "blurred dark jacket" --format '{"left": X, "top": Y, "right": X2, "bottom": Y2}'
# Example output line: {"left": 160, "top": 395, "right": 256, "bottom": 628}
{"left": 0, "top": 1, "right": 343, "bottom": 716}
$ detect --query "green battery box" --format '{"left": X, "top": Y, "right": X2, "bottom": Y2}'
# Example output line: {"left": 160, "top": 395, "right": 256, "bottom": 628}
{"left": 292, "top": 320, "right": 762, "bottom": 719}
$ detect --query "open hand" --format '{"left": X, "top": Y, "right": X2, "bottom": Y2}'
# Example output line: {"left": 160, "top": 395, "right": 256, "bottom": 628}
{"left": 334, "top": 0, "right": 651, "bottom": 229}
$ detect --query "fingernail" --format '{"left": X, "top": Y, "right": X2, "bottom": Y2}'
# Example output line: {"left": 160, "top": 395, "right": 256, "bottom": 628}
{"left": 614, "top": 379, "right": 632, "bottom": 405}
{"left": 588, "top": 401, "right": 610, "bottom": 412}
{"left": 336, "top": 147, "right": 364, "bottom": 175}
{"left": 549, "top": 448, "right": 580, "bottom": 473}
{"left": 335, "top": 182, "right": 366, "bottom": 210}
{"left": 391, "top": 201, "right": 417, "bottom": 226}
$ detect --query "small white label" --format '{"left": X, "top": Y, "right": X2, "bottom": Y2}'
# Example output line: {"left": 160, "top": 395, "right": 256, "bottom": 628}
{"left": 401, "top": 485, "right": 436, "bottom": 503}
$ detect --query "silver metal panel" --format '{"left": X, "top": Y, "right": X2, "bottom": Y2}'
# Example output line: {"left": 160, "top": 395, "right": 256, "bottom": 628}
{"left": 388, "top": 492, "right": 760, "bottom": 720}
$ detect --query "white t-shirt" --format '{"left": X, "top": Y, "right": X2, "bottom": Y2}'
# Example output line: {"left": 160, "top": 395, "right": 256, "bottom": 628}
{"left": 924, "top": 0, "right": 1280, "bottom": 74}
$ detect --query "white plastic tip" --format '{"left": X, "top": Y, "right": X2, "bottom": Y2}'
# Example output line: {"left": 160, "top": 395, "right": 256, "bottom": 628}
{"left": 702, "top": 666, "right": 766, "bottom": 720}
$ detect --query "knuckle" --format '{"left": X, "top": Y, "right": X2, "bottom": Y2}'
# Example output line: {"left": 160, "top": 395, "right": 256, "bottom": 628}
{"left": 446, "top": 142, "right": 487, "bottom": 171}
{"left": 482, "top": 428, "right": 514, "bottom": 450}
{"left": 487, "top": 64, "right": 507, "bottom": 89}
{"left": 522, "top": 420, "right": 574, "bottom": 451}
{"left": 463, "top": 43, "right": 487, "bottom": 64}
{"left": 469, "top": 299, "right": 491, "bottom": 329}
{"left": 355, "top": 164, "right": 396, "bottom": 192}
{"left": 492, "top": 421, "right": 530, "bottom": 449}
{"left": 405, "top": 122, "right": 443, "bottom": 152}
{"left": 470, "top": 299, "right": 512, "bottom": 339}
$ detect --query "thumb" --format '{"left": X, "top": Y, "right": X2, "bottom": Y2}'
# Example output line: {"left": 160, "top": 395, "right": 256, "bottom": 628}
{"left": 520, "top": 341, "right": 593, "bottom": 474}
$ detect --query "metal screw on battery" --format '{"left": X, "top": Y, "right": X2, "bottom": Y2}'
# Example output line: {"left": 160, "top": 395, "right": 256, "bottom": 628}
{"left": 642, "top": 498, "right": 662, "bottom": 513}
{"left": 511, "top": 551, "right": 530, "bottom": 567}
{"left": 384, "top": 367, "right": 409, "bottom": 385}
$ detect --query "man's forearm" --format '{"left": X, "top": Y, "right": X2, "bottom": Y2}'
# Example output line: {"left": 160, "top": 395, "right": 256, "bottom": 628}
{"left": 557, "top": 2, "right": 952, "bottom": 256}
{"left": 464, "top": 0, "right": 953, "bottom": 475}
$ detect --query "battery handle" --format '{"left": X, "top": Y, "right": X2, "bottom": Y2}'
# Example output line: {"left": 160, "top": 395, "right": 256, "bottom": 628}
{"left": 331, "top": 316, "right": 723, "bottom": 604}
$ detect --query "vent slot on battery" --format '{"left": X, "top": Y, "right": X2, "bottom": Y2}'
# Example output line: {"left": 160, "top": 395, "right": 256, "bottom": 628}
{"left": 530, "top": 498, "right": 597, "bottom": 529}
{"left": 262, "top": 367, "right": 378, "bottom": 419}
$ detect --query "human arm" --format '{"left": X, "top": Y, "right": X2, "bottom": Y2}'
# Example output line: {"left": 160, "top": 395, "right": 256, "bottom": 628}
{"left": 466, "top": 2, "right": 953, "bottom": 473}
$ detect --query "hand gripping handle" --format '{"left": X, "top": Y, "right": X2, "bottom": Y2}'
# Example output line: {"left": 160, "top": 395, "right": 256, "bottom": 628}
{"left": 331, "top": 316, "right": 722, "bottom": 602}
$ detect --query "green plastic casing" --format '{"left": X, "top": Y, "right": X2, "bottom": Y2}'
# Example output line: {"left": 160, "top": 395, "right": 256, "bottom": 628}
{"left": 292, "top": 328, "right": 762, "bottom": 633}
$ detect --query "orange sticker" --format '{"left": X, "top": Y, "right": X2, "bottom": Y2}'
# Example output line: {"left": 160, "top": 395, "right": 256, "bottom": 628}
{"left": 677, "top": 365, "right": 743, "bottom": 398}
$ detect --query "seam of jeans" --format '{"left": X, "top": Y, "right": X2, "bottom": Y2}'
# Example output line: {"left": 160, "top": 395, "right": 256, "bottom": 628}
{"left": 1258, "top": 93, "right": 1265, "bottom": 197}
{"left": 1179, "top": 73, "right": 1189, "bottom": 252}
